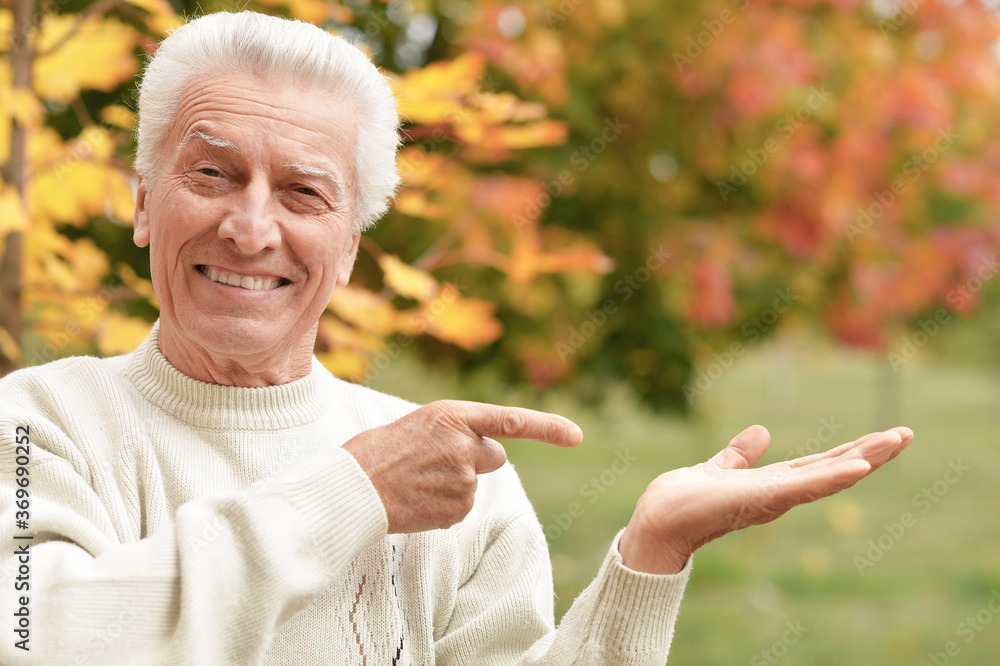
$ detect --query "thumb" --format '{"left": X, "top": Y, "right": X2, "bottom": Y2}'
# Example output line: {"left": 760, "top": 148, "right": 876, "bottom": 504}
{"left": 476, "top": 437, "right": 508, "bottom": 475}
{"left": 710, "top": 425, "right": 770, "bottom": 469}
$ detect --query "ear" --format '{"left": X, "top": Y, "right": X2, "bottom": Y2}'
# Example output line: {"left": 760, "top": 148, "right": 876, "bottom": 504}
{"left": 335, "top": 232, "right": 362, "bottom": 287}
{"left": 133, "top": 177, "right": 150, "bottom": 248}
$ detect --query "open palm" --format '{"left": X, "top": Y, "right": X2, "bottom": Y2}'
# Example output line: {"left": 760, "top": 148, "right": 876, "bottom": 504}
{"left": 619, "top": 425, "right": 914, "bottom": 574}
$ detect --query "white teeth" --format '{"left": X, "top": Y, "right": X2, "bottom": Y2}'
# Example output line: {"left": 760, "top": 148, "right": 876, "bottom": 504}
{"left": 203, "top": 266, "right": 282, "bottom": 291}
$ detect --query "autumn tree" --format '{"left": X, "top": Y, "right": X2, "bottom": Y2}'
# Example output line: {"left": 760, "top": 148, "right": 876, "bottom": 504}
{"left": 4, "top": 0, "right": 1000, "bottom": 412}
{"left": 454, "top": 0, "right": 1000, "bottom": 408}
{"left": 0, "top": 0, "right": 612, "bottom": 385}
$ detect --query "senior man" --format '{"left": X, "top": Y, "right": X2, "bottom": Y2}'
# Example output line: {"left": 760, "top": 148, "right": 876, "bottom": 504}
{"left": 0, "top": 11, "right": 912, "bottom": 665}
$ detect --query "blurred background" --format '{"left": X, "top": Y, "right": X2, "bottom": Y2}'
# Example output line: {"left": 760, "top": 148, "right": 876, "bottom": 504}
{"left": 2, "top": 0, "right": 999, "bottom": 663}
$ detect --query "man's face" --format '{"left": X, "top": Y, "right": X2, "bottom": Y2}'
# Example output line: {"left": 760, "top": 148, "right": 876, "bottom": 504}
{"left": 133, "top": 73, "right": 361, "bottom": 377}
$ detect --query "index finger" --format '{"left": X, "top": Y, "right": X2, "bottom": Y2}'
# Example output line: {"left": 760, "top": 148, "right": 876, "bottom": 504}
{"left": 444, "top": 400, "right": 583, "bottom": 447}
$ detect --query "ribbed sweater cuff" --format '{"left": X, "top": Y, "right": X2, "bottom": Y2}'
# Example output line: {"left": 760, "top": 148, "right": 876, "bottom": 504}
{"left": 587, "top": 529, "right": 691, "bottom": 652}
{"left": 280, "top": 447, "right": 388, "bottom": 566}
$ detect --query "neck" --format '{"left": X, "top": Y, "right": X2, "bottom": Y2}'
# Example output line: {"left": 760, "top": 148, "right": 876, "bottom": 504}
{"left": 157, "top": 319, "right": 317, "bottom": 387}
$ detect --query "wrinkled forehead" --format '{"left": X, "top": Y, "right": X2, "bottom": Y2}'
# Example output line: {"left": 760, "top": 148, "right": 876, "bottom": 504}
{"left": 164, "top": 72, "right": 360, "bottom": 184}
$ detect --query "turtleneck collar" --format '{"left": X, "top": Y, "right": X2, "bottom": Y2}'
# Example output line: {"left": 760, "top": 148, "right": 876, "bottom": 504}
{"left": 124, "top": 321, "right": 327, "bottom": 431}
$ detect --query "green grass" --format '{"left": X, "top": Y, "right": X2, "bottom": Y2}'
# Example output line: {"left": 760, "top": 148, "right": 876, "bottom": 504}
{"left": 370, "top": 337, "right": 1000, "bottom": 665}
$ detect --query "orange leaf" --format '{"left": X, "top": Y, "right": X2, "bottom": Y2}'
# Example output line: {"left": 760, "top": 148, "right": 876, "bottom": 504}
{"left": 317, "top": 314, "right": 385, "bottom": 354}
{"left": 378, "top": 254, "right": 439, "bottom": 302}
{"left": 420, "top": 283, "right": 502, "bottom": 350}
{"left": 328, "top": 286, "right": 401, "bottom": 336}
{"left": 394, "top": 53, "right": 486, "bottom": 125}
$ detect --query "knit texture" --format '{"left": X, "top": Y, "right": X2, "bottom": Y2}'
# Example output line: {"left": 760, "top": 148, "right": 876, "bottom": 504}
{"left": 0, "top": 322, "right": 689, "bottom": 665}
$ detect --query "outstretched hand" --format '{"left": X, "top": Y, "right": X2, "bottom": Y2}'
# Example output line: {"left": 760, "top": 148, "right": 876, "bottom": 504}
{"left": 618, "top": 425, "right": 914, "bottom": 574}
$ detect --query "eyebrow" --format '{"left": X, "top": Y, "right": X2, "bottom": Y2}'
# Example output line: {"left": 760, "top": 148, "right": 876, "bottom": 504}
{"left": 179, "top": 129, "right": 344, "bottom": 199}
{"left": 285, "top": 162, "right": 344, "bottom": 199}
{"left": 181, "top": 128, "right": 239, "bottom": 152}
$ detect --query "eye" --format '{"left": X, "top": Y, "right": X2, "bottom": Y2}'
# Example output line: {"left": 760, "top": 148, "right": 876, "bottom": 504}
{"left": 295, "top": 186, "right": 319, "bottom": 196}
{"left": 199, "top": 167, "right": 222, "bottom": 177}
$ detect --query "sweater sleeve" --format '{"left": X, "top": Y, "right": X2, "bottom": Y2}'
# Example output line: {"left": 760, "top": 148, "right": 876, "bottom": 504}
{"left": 435, "top": 494, "right": 690, "bottom": 664}
{"left": 0, "top": 403, "right": 388, "bottom": 665}
{"left": 523, "top": 529, "right": 691, "bottom": 665}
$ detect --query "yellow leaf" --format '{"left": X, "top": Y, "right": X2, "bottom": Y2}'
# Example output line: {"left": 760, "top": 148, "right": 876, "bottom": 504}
{"left": 317, "top": 315, "right": 384, "bottom": 353}
{"left": 478, "top": 92, "right": 547, "bottom": 124}
{"left": 39, "top": 251, "right": 78, "bottom": 291}
{"left": 328, "top": 286, "right": 401, "bottom": 336}
{"left": 255, "top": 0, "right": 333, "bottom": 25}
{"left": 100, "top": 105, "right": 136, "bottom": 130}
{"left": 0, "top": 88, "right": 43, "bottom": 127}
{"left": 494, "top": 120, "right": 568, "bottom": 149}
{"left": 31, "top": 160, "right": 134, "bottom": 226}
{"left": 145, "top": 11, "right": 184, "bottom": 37}
{"left": 122, "top": 0, "right": 174, "bottom": 14}
{"left": 0, "top": 186, "right": 29, "bottom": 234}
{"left": 115, "top": 263, "right": 159, "bottom": 309}
{"left": 394, "top": 189, "right": 447, "bottom": 219}
{"left": 27, "top": 126, "right": 66, "bottom": 167}
{"left": 121, "top": 0, "right": 183, "bottom": 34}
{"left": 0, "top": 326, "right": 21, "bottom": 364}
{"left": 0, "top": 10, "right": 14, "bottom": 53}
{"left": 379, "top": 254, "right": 439, "bottom": 302}
{"left": 97, "top": 312, "right": 153, "bottom": 356}
{"left": 455, "top": 120, "right": 567, "bottom": 150}
{"left": 421, "top": 283, "right": 503, "bottom": 350}
{"left": 315, "top": 348, "right": 369, "bottom": 383}
{"left": 394, "top": 53, "right": 486, "bottom": 125}
{"left": 34, "top": 16, "right": 140, "bottom": 102}
{"left": 396, "top": 148, "right": 452, "bottom": 187}
{"left": 71, "top": 238, "right": 111, "bottom": 290}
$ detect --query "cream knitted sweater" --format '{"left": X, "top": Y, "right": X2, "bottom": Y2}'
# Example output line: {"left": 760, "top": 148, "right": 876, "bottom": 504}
{"left": 0, "top": 324, "right": 689, "bottom": 665}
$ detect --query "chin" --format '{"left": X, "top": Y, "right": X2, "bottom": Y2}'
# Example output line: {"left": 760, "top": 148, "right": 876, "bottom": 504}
{"left": 189, "top": 315, "right": 297, "bottom": 357}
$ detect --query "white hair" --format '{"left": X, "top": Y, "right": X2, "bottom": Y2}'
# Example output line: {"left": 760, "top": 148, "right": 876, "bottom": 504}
{"left": 134, "top": 11, "right": 400, "bottom": 231}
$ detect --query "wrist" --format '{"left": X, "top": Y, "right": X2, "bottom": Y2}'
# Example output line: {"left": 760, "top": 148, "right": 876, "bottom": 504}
{"left": 618, "top": 524, "right": 692, "bottom": 575}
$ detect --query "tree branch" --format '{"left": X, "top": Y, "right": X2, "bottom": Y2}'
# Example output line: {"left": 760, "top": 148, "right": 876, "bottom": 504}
{"left": 36, "top": 0, "right": 123, "bottom": 59}
{"left": 0, "top": 0, "right": 34, "bottom": 376}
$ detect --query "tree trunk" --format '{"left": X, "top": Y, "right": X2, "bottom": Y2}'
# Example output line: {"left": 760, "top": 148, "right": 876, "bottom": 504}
{"left": 0, "top": 0, "right": 33, "bottom": 377}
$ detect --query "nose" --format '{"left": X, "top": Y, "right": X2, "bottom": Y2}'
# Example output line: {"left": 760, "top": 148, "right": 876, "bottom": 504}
{"left": 217, "top": 178, "right": 281, "bottom": 255}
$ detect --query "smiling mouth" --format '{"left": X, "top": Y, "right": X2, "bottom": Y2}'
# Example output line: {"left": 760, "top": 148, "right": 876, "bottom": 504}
{"left": 197, "top": 265, "right": 290, "bottom": 291}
